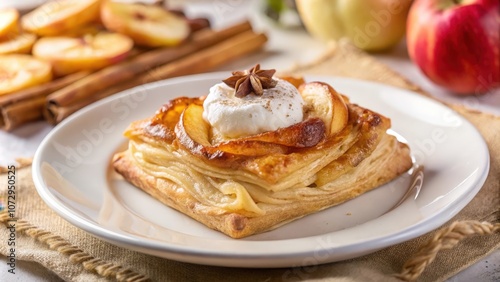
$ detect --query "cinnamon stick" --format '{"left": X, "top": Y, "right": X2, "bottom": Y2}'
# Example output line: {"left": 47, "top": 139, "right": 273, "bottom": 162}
{"left": 139, "top": 31, "right": 268, "bottom": 84}
{"left": 44, "top": 31, "right": 268, "bottom": 124}
{"left": 46, "top": 21, "right": 252, "bottom": 109}
{"left": 0, "top": 71, "right": 89, "bottom": 131}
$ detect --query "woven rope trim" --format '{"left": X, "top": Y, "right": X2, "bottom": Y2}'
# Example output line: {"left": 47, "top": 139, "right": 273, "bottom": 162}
{"left": 395, "top": 220, "right": 500, "bottom": 281}
{"left": 0, "top": 212, "right": 149, "bottom": 282}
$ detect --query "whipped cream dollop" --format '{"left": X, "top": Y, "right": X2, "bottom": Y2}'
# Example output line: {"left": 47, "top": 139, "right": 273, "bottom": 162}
{"left": 202, "top": 78, "right": 304, "bottom": 138}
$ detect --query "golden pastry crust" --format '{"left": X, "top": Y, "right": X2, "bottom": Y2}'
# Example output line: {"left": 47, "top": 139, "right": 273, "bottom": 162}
{"left": 113, "top": 93, "right": 412, "bottom": 238}
{"left": 113, "top": 133, "right": 410, "bottom": 238}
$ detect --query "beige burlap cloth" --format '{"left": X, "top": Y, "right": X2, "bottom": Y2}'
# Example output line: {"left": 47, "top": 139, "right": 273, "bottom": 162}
{"left": 1, "top": 41, "right": 499, "bottom": 282}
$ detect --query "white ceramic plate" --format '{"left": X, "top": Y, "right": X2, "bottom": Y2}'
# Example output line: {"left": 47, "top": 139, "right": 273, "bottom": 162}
{"left": 32, "top": 74, "right": 489, "bottom": 268}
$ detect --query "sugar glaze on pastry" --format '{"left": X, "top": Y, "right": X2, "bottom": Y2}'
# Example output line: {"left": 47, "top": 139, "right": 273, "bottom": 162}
{"left": 202, "top": 79, "right": 304, "bottom": 138}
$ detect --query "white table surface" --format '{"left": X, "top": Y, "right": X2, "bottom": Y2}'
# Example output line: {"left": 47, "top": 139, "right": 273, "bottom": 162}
{"left": 1, "top": 1, "right": 499, "bottom": 281}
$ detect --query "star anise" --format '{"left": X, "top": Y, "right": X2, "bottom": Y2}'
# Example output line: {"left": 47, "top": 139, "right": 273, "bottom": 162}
{"left": 222, "top": 64, "right": 278, "bottom": 98}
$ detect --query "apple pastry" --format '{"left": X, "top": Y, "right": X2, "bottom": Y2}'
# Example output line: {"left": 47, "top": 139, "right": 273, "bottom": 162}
{"left": 113, "top": 64, "right": 412, "bottom": 238}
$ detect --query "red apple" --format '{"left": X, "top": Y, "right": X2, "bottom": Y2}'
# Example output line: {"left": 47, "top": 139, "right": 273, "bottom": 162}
{"left": 407, "top": 0, "right": 499, "bottom": 95}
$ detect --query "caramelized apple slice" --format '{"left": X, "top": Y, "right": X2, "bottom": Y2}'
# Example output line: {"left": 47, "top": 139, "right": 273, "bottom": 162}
{"left": 214, "top": 139, "right": 289, "bottom": 157}
{"left": 175, "top": 104, "right": 289, "bottom": 158}
{"left": 176, "top": 103, "right": 212, "bottom": 148}
{"left": 152, "top": 97, "right": 203, "bottom": 128}
{"left": 299, "top": 81, "right": 349, "bottom": 136}
{"left": 235, "top": 118, "right": 325, "bottom": 147}
{"left": 100, "top": 1, "right": 190, "bottom": 47}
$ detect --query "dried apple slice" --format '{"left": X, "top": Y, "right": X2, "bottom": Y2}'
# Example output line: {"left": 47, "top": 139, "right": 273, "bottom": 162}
{"left": 234, "top": 118, "right": 325, "bottom": 147}
{"left": 175, "top": 103, "right": 218, "bottom": 155}
{"left": 32, "top": 32, "right": 133, "bottom": 76}
{"left": 214, "top": 139, "right": 290, "bottom": 157}
{"left": 299, "top": 81, "right": 349, "bottom": 136}
{"left": 144, "top": 97, "right": 204, "bottom": 142}
{"left": 0, "top": 54, "right": 52, "bottom": 96}
{"left": 21, "top": 0, "right": 101, "bottom": 36}
{"left": 0, "top": 8, "right": 20, "bottom": 41}
{"left": 0, "top": 33, "right": 37, "bottom": 55}
{"left": 100, "top": 1, "right": 190, "bottom": 47}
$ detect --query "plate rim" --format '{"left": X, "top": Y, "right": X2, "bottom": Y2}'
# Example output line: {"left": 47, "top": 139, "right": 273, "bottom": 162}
{"left": 32, "top": 72, "right": 490, "bottom": 267}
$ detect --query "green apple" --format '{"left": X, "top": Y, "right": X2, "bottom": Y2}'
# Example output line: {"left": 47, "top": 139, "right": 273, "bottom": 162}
{"left": 296, "top": 0, "right": 413, "bottom": 51}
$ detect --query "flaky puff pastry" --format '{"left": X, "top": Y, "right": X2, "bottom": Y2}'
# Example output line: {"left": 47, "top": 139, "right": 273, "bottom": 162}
{"left": 113, "top": 79, "right": 412, "bottom": 238}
